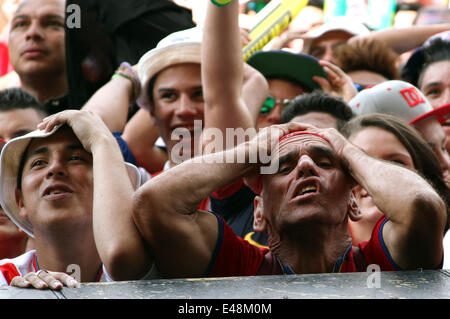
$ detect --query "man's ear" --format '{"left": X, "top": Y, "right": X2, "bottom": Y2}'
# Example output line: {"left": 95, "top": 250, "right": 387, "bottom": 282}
{"left": 15, "top": 189, "right": 28, "bottom": 220}
{"left": 348, "top": 189, "right": 362, "bottom": 222}
{"left": 253, "top": 195, "right": 267, "bottom": 232}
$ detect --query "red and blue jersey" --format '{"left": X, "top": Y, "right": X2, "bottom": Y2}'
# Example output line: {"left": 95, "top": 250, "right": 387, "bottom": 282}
{"left": 206, "top": 215, "right": 399, "bottom": 277}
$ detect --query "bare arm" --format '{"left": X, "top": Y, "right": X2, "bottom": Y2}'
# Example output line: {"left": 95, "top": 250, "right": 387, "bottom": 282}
{"left": 39, "top": 110, "right": 154, "bottom": 280}
{"left": 132, "top": 145, "right": 251, "bottom": 278}
{"left": 81, "top": 75, "right": 132, "bottom": 132}
{"left": 122, "top": 109, "right": 167, "bottom": 173}
{"left": 350, "top": 24, "right": 450, "bottom": 55}
{"left": 132, "top": 121, "right": 304, "bottom": 278}
{"left": 242, "top": 63, "right": 269, "bottom": 126}
{"left": 201, "top": 0, "right": 267, "bottom": 152}
{"left": 321, "top": 128, "right": 446, "bottom": 270}
{"left": 82, "top": 67, "right": 167, "bottom": 174}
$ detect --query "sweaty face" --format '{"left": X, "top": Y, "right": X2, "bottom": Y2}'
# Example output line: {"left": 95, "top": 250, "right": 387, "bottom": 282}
{"left": 151, "top": 63, "right": 204, "bottom": 163}
{"left": 8, "top": 0, "right": 66, "bottom": 78}
{"left": 0, "top": 108, "right": 43, "bottom": 142}
{"left": 257, "top": 78, "right": 306, "bottom": 129}
{"left": 261, "top": 133, "right": 352, "bottom": 233}
{"left": 16, "top": 127, "right": 94, "bottom": 235}
{"left": 349, "top": 126, "right": 415, "bottom": 229}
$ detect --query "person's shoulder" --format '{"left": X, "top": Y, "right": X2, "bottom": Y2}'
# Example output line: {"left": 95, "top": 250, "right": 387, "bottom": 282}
{"left": 0, "top": 250, "right": 37, "bottom": 286}
{"left": 0, "top": 250, "right": 36, "bottom": 266}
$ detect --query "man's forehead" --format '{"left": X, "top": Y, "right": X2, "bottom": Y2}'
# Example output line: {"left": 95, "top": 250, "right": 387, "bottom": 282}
{"left": 276, "top": 133, "right": 332, "bottom": 157}
{"left": 15, "top": 0, "right": 65, "bottom": 17}
{"left": 155, "top": 63, "right": 201, "bottom": 81}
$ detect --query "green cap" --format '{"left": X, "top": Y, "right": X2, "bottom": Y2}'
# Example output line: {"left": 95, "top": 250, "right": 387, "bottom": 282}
{"left": 247, "top": 50, "right": 327, "bottom": 91}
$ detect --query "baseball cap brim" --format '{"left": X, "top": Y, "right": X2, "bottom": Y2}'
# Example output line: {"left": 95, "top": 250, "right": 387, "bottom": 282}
{"left": 0, "top": 125, "right": 142, "bottom": 238}
{"left": 246, "top": 50, "right": 327, "bottom": 91}
{"left": 410, "top": 103, "right": 450, "bottom": 125}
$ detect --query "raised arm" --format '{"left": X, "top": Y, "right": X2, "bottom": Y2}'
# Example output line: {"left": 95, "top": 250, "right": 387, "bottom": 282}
{"left": 38, "top": 110, "right": 154, "bottom": 281}
{"left": 201, "top": 0, "right": 267, "bottom": 151}
{"left": 321, "top": 127, "right": 446, "bottom": 270}
{"left": 81, "top": 63, "right": 138, "bottom": 132}
{"left": 350, "top": 24, "right": 450, "bottom": 55}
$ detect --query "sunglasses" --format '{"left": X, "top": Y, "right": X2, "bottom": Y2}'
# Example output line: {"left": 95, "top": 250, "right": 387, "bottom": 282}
{"left": 260, "top": 96, "right": 292, "bottom": 114}
{"left": 354, "top": 84, "right": 372, "bottom": 92}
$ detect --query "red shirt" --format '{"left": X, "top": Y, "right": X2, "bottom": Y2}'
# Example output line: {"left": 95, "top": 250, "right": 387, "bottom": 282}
{"left": 207, "top": 216, "right": 399, "bottom": 277}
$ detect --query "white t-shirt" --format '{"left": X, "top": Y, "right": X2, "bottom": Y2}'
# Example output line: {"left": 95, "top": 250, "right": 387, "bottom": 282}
{"left": 0, "top": 250, "right": 160, "bottom": 285}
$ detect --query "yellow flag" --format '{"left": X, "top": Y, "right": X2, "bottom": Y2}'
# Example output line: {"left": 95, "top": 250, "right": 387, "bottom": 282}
{"left": 242, "top": 0, "right": 309, "bottom": 61}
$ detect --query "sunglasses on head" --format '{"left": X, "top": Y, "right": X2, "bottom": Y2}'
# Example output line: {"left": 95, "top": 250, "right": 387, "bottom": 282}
{"left": 260, "top": 96, "right": 292, "bottom": 114}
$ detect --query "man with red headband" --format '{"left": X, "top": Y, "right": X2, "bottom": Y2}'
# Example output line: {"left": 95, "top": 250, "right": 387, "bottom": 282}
{"left": 132, "top": 121, "right": 446, "bottom": 278}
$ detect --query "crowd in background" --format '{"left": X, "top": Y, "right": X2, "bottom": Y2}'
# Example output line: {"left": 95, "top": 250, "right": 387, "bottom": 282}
{"left": 0, "top": 0, "right": 448, "bottom": 291}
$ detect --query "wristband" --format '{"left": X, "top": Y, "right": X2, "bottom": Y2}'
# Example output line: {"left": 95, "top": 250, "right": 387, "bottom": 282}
{"left": 112, "top": 62, "right": 142, "bottom": 104}
{"left": 211, "top": 0, "right": 232, "bottom": 7}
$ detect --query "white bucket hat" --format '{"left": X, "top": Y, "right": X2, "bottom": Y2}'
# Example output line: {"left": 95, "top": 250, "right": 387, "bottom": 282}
{"left": 136, "top": 26, "right": 202, "bottom": 110}
{"left": 0, "top": 125, "right": 142, "bottom": 238}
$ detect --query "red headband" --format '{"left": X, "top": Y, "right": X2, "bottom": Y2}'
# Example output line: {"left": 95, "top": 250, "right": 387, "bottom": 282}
{"left": 278, "top": 131, "right": 330, "bottom": 143}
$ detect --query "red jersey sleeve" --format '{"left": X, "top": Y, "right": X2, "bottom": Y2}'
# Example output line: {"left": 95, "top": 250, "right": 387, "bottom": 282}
{"left": 360, "top": 216, "right": 400, "bottom": 271}
{"left": 206, "top": 215, "right": 268, "bottom": 277}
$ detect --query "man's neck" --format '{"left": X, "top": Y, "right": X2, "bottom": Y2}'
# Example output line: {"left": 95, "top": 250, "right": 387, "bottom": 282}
{"left": 20, "top": 73, "right": 68, "bottom": 103}
{"left": 270, "top": 223, "right": 352, "bottom": 274}
{"left": 34, "top": 231, "right": 101, "bottom": 283}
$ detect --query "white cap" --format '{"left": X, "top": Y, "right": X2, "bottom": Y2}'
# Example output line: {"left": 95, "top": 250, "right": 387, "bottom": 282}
{"left": 349, "top": 80, "right": 450, "bottom": 125}
{"left": 302, "top": 17, "right": 370, "bottom": 54}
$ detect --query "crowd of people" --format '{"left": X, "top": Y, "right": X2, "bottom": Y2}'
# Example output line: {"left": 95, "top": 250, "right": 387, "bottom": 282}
{"left": 0, "top": 0, "right": 448, "bottom": 292}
